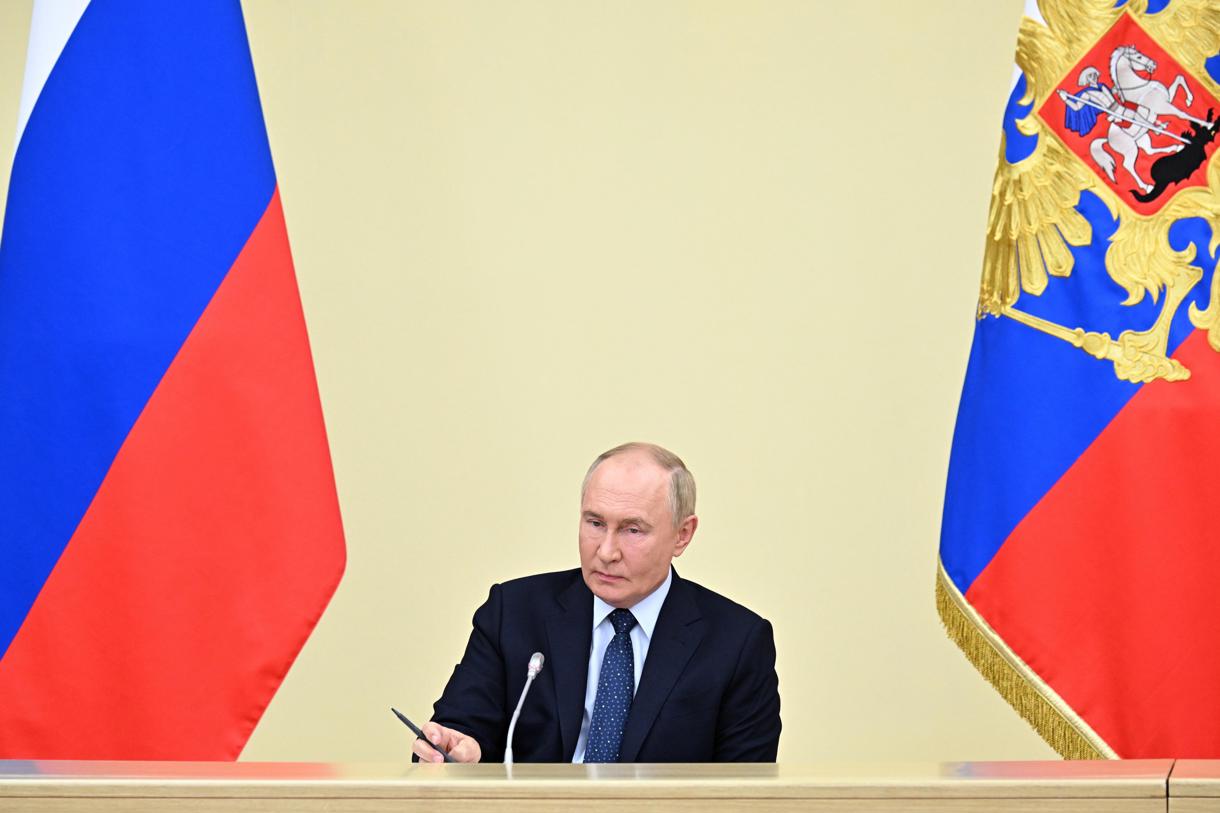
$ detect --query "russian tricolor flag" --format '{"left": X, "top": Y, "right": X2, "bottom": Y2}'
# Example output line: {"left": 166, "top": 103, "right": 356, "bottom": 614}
{"left": 939, "top": 0, "right": 1220, "bottom": 760}
{"left": 0, "top": 1, "right": 345, "bottom": 759}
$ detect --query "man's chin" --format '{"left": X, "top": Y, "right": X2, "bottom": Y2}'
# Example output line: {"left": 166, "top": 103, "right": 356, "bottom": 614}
{"left": 584, "top": 571, "right": 631, "bottom": 605}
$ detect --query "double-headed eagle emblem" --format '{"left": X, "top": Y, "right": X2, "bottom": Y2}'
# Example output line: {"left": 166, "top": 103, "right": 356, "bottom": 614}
{"left": 981, "top": 0, "right": 1220, "bottom": 382}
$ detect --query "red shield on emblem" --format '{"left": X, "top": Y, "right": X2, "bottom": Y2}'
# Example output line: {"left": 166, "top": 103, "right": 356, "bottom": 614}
{"left": 1038, "top": 13, "right": 1220, "bottom": 216}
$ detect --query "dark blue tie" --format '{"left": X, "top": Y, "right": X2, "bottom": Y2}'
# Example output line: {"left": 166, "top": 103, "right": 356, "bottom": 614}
{"left": 583, "top": 608, "right": 637, "bottom": 763}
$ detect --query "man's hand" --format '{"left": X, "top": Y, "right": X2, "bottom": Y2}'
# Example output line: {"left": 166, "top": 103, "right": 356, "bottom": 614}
{"left": 412, "top": 721, "right": 481, "bottom": 763}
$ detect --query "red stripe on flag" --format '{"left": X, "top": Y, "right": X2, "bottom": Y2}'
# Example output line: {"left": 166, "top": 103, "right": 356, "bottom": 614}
{"left": 0, "top": 190, "right": 345, "bottom": 759}
{"left": 966, "top": 327, "right": 1220, "bottom": 757}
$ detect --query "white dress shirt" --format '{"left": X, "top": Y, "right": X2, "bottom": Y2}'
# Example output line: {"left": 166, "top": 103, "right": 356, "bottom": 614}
{"left": 571, "top": 568, "right": 673, "bottom": 763}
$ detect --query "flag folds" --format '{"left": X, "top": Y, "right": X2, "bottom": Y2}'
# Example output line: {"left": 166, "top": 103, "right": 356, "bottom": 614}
{"left": 0, "top": 1, "right": 345, "bottom": 759}
{"left": 940, "top": 0, "right": 1220, "bottom": 759}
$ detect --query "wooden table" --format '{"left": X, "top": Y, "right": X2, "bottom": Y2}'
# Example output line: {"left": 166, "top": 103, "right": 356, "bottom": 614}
{"left": 1170, "top": 760, "right": 1220, "bottom": 812}
{"left": 0, "top": 760, "right": 1178, "bottom": 812}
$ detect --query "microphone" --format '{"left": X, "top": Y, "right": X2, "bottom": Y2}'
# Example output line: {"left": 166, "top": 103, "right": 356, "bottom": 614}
{"left": 504, "top": 652, "right": 545, "bottom": 765}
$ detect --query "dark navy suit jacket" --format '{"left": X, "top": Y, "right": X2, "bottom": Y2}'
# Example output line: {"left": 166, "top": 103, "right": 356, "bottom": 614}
{"left": 430, "top": 568, "right": 781, "bottom": 762}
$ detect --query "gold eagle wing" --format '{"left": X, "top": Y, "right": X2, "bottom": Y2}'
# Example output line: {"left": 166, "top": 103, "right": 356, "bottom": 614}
{"left": 979, "top": 10, "right": 1112, "bottom": 317}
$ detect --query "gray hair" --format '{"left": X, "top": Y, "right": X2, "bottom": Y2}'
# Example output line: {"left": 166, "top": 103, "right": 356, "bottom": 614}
{"left": 581, "top": 442, "right": 696, "bottom": 527}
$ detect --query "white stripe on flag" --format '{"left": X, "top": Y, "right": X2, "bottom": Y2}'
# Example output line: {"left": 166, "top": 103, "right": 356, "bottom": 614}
{"left": 1023, "top": 0, "right": 1047, "bottom": 27}
{"left": 1010, "top": 1, "right": 1044, "bottom": 91}
{"left": 16, "top": 0, "right": 91, "bottom": 148}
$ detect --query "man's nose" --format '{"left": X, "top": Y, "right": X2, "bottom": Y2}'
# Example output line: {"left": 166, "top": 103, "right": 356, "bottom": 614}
{"left": 596, "top": 534, "right": 621, "bottom": 562}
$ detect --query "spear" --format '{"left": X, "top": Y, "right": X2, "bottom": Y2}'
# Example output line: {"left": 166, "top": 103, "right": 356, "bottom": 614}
{"left": 1062, "top": 91, "right": 1191, "bottom": 145}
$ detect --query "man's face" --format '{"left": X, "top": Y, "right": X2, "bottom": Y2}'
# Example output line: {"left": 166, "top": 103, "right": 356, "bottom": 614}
{"left": 579, "top": 451, "right": 697, "bottom": 608}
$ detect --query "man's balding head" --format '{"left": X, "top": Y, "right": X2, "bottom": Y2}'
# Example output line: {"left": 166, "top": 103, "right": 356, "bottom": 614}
{"left": 581, "top": 442, "right": 695, "bottom": 528}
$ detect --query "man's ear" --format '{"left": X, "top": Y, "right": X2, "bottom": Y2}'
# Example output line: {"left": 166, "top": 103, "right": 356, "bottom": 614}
{"left": 672, "top": 514, "right": 698, "bottom": 558}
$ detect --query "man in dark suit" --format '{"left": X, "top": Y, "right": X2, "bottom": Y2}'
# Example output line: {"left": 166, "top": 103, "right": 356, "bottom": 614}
{"left": 413, "top": 442, "right": 781, "bottom": 763}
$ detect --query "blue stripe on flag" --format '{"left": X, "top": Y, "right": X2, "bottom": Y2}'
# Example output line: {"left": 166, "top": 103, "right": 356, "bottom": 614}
{"left": 0, "top": 0, "right": 276, "bottom": 658}
{"left": 940, "top": 194, "right": 1217, "bottom": 592}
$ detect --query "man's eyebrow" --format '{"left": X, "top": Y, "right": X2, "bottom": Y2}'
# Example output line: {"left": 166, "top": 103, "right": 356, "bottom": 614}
{"left": 621, "top": 516, "right": 652, "bottom": 529}
{"left": 582, "top": 510, "right": 604, "bottom": 519}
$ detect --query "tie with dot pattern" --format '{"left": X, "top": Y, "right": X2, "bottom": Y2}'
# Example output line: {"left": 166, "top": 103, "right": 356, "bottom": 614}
{"left": 583, "top": 608, "right": 638, "bottom": 763}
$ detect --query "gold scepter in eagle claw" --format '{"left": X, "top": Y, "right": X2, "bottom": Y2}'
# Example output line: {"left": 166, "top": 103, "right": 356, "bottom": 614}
{"left": 1001, "top": 305, "right": 1192, "bottom": 383}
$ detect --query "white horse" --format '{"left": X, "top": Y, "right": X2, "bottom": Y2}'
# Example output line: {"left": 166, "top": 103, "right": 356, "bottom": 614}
{"left": 1088, "top": 45, "right": 1205, "bottom": 193}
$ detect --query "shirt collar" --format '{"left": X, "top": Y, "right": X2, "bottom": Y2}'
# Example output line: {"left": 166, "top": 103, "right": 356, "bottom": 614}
{"left": 591, "top": 567, "right": 673, "bottom": 641}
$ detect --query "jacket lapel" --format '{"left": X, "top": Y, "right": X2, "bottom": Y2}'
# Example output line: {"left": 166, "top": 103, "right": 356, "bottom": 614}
{"left": 617, "top": 573, "right": 704, "bottom": 762}
{"left": 545, "top": 573, "right": 593, "bottom": 761}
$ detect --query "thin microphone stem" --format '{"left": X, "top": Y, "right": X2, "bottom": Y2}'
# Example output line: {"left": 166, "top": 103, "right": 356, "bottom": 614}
{"left": 504, "top": 652, "right": 545, "bottom": 765}
{"left": 504, "top": 672, "right": 536, "bottom": 766}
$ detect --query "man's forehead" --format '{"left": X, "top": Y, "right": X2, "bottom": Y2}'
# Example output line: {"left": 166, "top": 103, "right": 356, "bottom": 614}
{"left": 587, "top": 452, "right": 668, "bottom": 487}
{"left": 583, "top": 455, "right": 669, "bottom": 506}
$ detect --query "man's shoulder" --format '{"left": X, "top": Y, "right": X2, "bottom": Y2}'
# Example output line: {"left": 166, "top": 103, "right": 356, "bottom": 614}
{"left": 484, "top": 568, "right": 771, "bottom": 629}
{"left": 492, "top": 568, "right": 585, "bottom": 606}
{"left": 498, "top": 567, "right": 582, "bottom": 590}
{"left": 675, "top": 573, "right": 771, "bottom": 629}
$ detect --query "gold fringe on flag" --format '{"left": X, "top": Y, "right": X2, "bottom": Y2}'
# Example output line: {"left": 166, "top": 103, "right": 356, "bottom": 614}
{"left": 935, "top": 563, "right": 1114, "bottom": 760}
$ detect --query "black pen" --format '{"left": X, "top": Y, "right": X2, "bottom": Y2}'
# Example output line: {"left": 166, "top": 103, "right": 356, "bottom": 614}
{"left": 391, "top": 707, "right": 456, "bottom": 763}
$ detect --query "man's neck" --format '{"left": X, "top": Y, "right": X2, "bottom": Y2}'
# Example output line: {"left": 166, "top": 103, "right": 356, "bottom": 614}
{"left": 592, "top": 568, "right": 673, "bottom": 638}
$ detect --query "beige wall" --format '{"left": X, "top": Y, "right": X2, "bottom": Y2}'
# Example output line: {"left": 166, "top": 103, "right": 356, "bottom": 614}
{"left": 0, "top": 1, "right": 1055, "bottom": 763}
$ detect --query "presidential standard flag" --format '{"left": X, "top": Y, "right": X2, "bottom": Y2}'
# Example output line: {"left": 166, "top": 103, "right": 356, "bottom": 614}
{"left": 939, "top": 0, "right": 1220, "bottom": 759}
{"left": 0, "top": 1, "right": 345, "bottom": 758}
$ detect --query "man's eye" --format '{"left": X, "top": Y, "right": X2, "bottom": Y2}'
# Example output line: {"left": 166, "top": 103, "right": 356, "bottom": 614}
{"left": 626, "top": 527, "right": 641, "bottom": 534}
{"left": 588, "top": 519, "right": 603, "bottom": 528}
